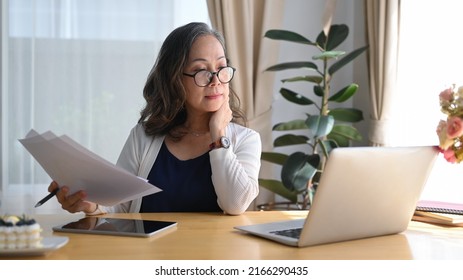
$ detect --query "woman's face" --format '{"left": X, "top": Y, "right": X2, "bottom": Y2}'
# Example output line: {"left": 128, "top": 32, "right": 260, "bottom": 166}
{"left": 182, "top": 35, "right": 229, "bottom": 115}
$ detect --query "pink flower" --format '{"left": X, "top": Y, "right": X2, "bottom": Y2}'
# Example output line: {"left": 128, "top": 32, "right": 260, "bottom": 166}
{"left": 446, "top": 116, "right": 463, "bottom": 138}
{"left": 443, "top": 148, "right": 457, "bottom": 163}
{"left": 436, "top": 85, "right": 463, "bottom": 164}
{"left": 439, "top": 87, "right": 454, "bottom": 102}
{"left": 436, "top": 120, "right": 454, "bottom": 149}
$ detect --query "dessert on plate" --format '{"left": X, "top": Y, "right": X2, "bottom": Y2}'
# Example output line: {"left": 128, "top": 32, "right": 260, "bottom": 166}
{"left": 0, "top": 215, "right": 42, "bottom": 250}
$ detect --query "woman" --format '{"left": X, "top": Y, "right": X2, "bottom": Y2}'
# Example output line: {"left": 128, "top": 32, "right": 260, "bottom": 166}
{"left": 49, "top": 22, "right": 261, "bottom": 215}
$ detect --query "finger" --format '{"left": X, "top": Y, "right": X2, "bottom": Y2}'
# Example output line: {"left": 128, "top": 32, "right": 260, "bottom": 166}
{"left": 63, "top": 190, "right": 87, "bottom": 208}
{"left": 224, "top": 94, "right": 230, "bottom": 107}
{"left": 48, "top": 181, "right": 59, "bottom": 192}
{"left": 55, "top": 186, "right": 69, "bottom": 204}
{"left": 57, "top": 187, "right": 87, "bottom": 211}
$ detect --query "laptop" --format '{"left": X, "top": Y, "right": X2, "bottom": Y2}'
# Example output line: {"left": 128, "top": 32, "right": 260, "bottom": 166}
{"left": 235, "top": 146, "right": 438, "bottom": 247}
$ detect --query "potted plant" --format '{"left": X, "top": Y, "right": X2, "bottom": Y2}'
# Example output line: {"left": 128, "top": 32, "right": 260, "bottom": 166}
{"left": 259, "top": 24, "right": 368, "bottom": 209}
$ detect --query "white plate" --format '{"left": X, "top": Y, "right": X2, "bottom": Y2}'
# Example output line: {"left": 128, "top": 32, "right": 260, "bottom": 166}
{"left": 0, "top": 236, "right": 69, "bottom": 257}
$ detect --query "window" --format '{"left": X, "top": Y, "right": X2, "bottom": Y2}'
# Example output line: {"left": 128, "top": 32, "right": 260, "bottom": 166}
{"left": 1, "top": 0, "right": 210, "bottom": 213}
{"left": 397, "top": 0, "right": 463, "bottom": 202}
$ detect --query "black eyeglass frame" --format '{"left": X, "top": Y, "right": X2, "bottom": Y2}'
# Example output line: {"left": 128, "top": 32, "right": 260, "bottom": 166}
{"left": 183, "top": 66, "right": 236, "bottom": 87}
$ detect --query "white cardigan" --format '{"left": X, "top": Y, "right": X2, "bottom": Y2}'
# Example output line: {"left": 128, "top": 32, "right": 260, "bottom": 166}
{"left": 99, "top": 122, "right": 261, "bottom": 215}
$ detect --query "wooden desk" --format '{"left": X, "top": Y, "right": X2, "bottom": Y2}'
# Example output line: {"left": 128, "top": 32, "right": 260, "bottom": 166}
{"left": 3, "top": 211, "right": 463, "bottom": 260}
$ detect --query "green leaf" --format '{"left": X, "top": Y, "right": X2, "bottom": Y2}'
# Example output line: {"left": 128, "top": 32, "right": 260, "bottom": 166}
{"left": 282, "top": 76, "right": 323, "bottom": 84}
{"left": 328, "top": 108, "right": 364, "bottom": 122}
{"left": 260, "top": 152, "right": 288, "bottom": 165}
{"left": 258, "top": 179, "right": 298, "bottom": 203}
{"left": 328, "top": 84, "right": 359, "bottom": 102}
{"left": 281, "top": 152, "right": 320, "bottom": 192}
{"left": 316, "top": 24, "right": 349, "bottom": 51}
{"left": 274, "top": 134, "right": 309, "bottom": 147}
{"left": 266, "top": 61, "right": 318, "bottom": 72}
{"left": 329, "top": 45, "right": 368, "bottom": 75}
{"left": 306, "top": 115, "right": 334, "bottom": 137}
{"left": 329, "top": 124, "right": 363, "bottom": 142}
{"left": 317, "top": 138, "right": 338, "bottom": 157}
{"left": 264, "top": 29, "right": 315, "bottom": 45}
{"left": 279, "top": 88, "right": 316, "bottom": 105}
{"left": 273, "top": 119, "right": 308, "bottom": 131}
{"left": 327, "top": 134, "right": 349, "bottom": 147}
{"left": 312, "top": 50, "right": 345, "bottom": 60}
{"left": 313, "top": 85, "right": 324, "bottom": 97}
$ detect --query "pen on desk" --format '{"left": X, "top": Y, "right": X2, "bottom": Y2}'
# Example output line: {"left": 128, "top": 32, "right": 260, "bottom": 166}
{"left": 34, "top": 188, "right": 59, "bottom": 208}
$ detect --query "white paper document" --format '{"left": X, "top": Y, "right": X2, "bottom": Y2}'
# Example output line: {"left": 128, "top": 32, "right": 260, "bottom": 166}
{"left": 19, "top": 129, "right": 162, "bottom": 206}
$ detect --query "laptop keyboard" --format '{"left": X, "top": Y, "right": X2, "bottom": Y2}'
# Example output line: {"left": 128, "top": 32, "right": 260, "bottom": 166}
{"left": 270, "top": 227, "right": 302, "bottom": 239}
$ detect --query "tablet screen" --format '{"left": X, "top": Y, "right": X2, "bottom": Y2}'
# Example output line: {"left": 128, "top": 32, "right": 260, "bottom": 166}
{"left": 53, "top": 217, "right": 177, "bottom": 237}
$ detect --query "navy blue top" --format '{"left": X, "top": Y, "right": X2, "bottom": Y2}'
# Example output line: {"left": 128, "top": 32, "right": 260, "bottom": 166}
{"left": 140, "top": 142, "right": 221, "bottom": 212}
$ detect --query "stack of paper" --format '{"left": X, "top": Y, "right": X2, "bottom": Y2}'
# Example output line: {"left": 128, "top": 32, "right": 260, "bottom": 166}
{"left": 19, "top": 129, "right": 162, "bottom": 206}
{"left": 412, "top": 211, "right": 463, "bottom": 226}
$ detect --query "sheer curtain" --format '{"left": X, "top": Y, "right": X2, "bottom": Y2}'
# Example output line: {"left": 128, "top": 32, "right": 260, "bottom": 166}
{"left": 364, "top": 0, "right": 400, "bottom": 147}
{"left": 0, "top": 0, "right": 210, "bottom": 213}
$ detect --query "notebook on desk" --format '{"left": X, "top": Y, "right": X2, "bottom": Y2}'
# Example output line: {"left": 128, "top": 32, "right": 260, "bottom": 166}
{"left": 235, "top": 146, "right": 439, "bottom": 247}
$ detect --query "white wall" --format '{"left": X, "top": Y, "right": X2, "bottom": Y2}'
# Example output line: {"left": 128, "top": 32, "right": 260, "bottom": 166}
{"left": 272, "top": 0, "right": 369, "bottom": 146}
{"left": 270, "top": 0, "right": 369, "bottom": 154}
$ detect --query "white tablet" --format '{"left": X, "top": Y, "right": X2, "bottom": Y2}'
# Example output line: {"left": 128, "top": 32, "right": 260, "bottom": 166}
{"left": 53, "top": 217, "right": 177, "bottom": 237}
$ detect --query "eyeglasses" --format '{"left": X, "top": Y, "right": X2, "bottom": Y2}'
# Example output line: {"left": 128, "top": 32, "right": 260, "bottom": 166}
{"left": 183, "top": 66, "right": 236, "bottom": 87}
